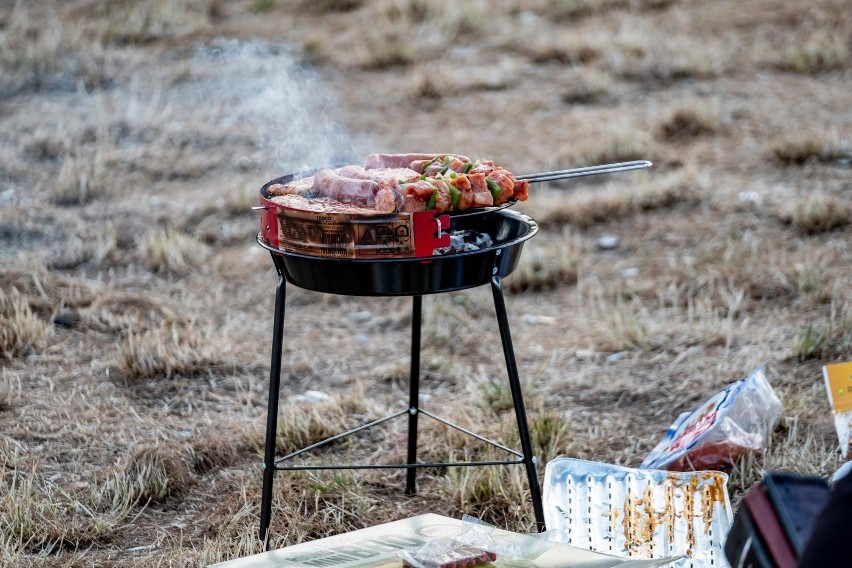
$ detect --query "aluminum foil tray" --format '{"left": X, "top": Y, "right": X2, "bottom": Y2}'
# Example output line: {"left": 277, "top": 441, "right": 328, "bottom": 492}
{"left": 543, "top": 458, "right": 733, "bottom": 568}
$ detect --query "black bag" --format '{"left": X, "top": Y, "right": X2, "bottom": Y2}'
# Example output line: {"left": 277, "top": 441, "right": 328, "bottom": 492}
{"left": 724, "top": 472, "right": 830, "bottom": 568}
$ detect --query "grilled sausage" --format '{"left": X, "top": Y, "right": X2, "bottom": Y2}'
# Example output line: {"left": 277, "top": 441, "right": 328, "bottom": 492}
{"left": 313, "top": 169, "right": 379, "bottom": 206}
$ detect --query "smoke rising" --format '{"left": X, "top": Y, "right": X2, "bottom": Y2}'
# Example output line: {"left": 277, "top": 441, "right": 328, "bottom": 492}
{"left": 192, "top": 39, "right": 357, "bottom": 175}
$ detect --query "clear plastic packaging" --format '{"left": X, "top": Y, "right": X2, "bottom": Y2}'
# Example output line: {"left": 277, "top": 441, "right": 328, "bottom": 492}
{"left": 457, "top": 515, "right": 556, "bottom": 561}
{"left": 399, "top": 539, "right": 495, "bottom": 568}
{"left": 398, "top": 515, "right": 557, "bottom": 568}
{"left": 640, "top": 364, "right": 782, "bottom": 471}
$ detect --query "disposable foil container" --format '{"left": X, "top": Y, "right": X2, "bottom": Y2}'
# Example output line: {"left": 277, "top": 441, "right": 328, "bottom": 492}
{"left": 259, "top": 179, "right": 451, "bottom": 259}
{"left": 543, "top": 458, "right": 733, "bottom": 568}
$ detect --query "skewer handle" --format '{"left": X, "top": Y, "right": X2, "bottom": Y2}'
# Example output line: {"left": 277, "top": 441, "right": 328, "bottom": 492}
{"left": 518, "top": 160, "right": 652, "bottom": 183}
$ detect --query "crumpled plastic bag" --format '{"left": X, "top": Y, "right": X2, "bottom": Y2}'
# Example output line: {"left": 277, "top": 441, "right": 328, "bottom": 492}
{"left": 641, "top": 364, "right": 781, "bottom": 471}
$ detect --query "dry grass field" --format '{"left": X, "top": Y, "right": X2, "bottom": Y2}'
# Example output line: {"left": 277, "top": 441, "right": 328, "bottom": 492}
{"left": 1, "top": 0, "right": 850, "bottom": 565}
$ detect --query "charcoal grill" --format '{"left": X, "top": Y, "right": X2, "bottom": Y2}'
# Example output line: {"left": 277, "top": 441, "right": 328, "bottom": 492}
{"left": 256, "top": 184, "right": 546, "bottom": 545}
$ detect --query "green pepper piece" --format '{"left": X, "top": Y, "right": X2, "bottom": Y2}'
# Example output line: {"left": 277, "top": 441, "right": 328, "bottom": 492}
{"left": 448, "top": 185, "right": 460, "bottom": 209}
{"left": 426, "top": 190, "right": 437, "bottom": 210}
{"left": 462, "top": 162, "right": 473, "bottom": 173}
{"left": 487, "top": 178, "right": 501, "bottom": 202}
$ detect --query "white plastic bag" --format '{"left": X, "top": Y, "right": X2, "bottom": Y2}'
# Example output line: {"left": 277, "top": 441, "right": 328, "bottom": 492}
{"left": 641, "top": 364, "right": 781, "bottom": 471}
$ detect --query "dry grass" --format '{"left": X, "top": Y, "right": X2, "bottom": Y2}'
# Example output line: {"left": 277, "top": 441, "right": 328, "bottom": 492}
{"left": 405, "top": 63, "right": 517, "bottom": 104}
{"left": 505, "top": 230, "right": 581, "bottom": 292}
{"left": 303, "top": 0, "right": 489, "bottom": 69}
{"left": 82, "top": 291, "right": 182, "bottom": 334}
{"left": 105, "top": 444, "right": 195, "bottom": 506}
{"left": 0, "top": 2, "right": 113, "bottom": 93}
{"left": 435, "top": 409, "right": 570, "bottom": 527}
{"left": 793, "top": 258, "right": 834, "bottom": 305}
{"left": 592, "top": 291, "right": 653, "bottom": 351}
{"left": 118, "top": 323, "right": 223, "bottom": 379}
{"left": 781, "top": 191, "right": 852, "bottom": 235}
{"left": 0, "top": 369, "right": 15, "bottom": 410}
{"left": 443, "top": 464, "right": 529, "bottom": 527}
{"left": 0, "top": 290, "right": 47, "bottom": 359}
{"left": 793, "top": 303, "right": 852, "bottom": 361}
{"left": 1, "top": 0, "right": 852, "bottom": 564}
{"left": 657, "top": 103, "right": 720, "bottom": 141}
{"left": 543, "top": 0, "right": 674, "bottom": 20}
{"left": 51, "top": 154, "right": 105, "bottom": 206}
{"left": 23, "top": 130, "right": 69, "bottom": 164}
{"left": 602, "top": 24, "right": 728, "bottom": 82}
{"left": 274, "top": 394, "right": 369, "bottom": 456}
{"left": 544, "top": 0, "right": 610, "bottom": 20}
{"left": 191, "top": 435, "right": 246, "bottom": 475}
{"left": 0, "top": 4, "right": 75, "bottom": 82}
{"left": 421, "top": 291, "right": 492, "bottom": 355}
{"left": 535, "top": 170, "right": 700, "bottom": 229}
{"left": 776, "top": 29, "right": 850, "bottom": 74}
{"left": 476, "top": 376, "right": 516, "bottom": 414}
{"left": 301, "top": 0, "right": 364, "bottom": 13}
{"left": 97, "top": 0, "right": 224, "bottom": 45}
{"left": 523, "top": 35, "right": 603, "bottom": 66}
{"left": 48, "top": 225, "right": 119, "bottom": 270}
{"left": 771, "top": 134, "right": 852, "bottom": 165}
{"left": 560, "top": 67, "right": 614, "bottom": 105}
{"left": 572, "top": 124, "right": 654, "bottom": 167}
{"left": 0, "top": 458, "right": 130, "bottom": 556}
{"left": 529, "top": 410, "right": 572, "bottom": 465}
{"left": 136, "top": 228, "right": 209, "bottom": 274}
{"left": 0, "top": 266, "right": 101, "bottom": 319}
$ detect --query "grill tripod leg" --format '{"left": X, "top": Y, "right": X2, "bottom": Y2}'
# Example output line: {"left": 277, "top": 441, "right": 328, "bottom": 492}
{"left": 405, "top": 295, "right": 422, "bottom": 494}
{"left": 260, "top": 255, "right": 287, "bottom": 548}
{"left": 491, "top": 275, "right": 546, "bottom": 532}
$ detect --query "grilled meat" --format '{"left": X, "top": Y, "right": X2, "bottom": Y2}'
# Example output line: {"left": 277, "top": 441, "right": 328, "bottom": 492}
{"left": 268, "top": 154, "right": 527, "bottom": 215}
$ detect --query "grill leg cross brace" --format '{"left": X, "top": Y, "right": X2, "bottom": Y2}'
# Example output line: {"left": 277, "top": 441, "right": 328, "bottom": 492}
{"left": 259, "top": 254, "right": 546, "bottom": 547}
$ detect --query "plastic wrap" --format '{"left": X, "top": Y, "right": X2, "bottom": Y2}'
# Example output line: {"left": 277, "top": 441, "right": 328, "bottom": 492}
{"left": 398, "top": 539, "right": 495, "bottom": 568}
{"left": 457, "top": 515, "right": 556, "bottom": 561}
{"left": 640, "top": 364, "right": 781, "bottom": 471}
{"left": 398, "top": 515, "right": 557, "bottom": 568}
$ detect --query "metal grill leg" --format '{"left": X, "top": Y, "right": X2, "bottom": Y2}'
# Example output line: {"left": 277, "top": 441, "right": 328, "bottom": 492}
{"left": 260, "top": 255, "right": 287, "bottom": 547}
{"left": 405, "top": 295, "right": 422, "bottom": 494}
{"left": 490, "top": 275, "right": 546, "bottom": 532}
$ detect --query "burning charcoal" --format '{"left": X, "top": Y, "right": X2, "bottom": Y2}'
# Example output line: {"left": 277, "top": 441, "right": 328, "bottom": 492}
{"left": 433, "top": 229, "right": 495, "bottom": 255}
{"left": 449, "top": 234, "right": 466, "bottom": 249}
{"left": 474, "top": 233, "right": 493, "bottom": 248}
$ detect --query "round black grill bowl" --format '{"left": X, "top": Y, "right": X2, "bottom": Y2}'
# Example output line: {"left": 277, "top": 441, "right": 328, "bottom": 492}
{"left": 257, "top": 209, "right": 538, "bottom": 296}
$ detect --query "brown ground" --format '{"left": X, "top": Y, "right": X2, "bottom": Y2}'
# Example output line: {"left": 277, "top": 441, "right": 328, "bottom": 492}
{"left": 1, "top": 0, "right": 850, "bottom": 565}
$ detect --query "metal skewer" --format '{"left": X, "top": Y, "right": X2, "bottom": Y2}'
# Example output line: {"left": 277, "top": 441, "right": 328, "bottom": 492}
{"left": 518, "top": 160, "right": 652, "bottom": 183}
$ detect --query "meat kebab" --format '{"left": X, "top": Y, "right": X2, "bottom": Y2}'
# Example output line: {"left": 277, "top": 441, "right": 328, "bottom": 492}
{"left": 267, "top": 153, "right": 529, "bottom": 214}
